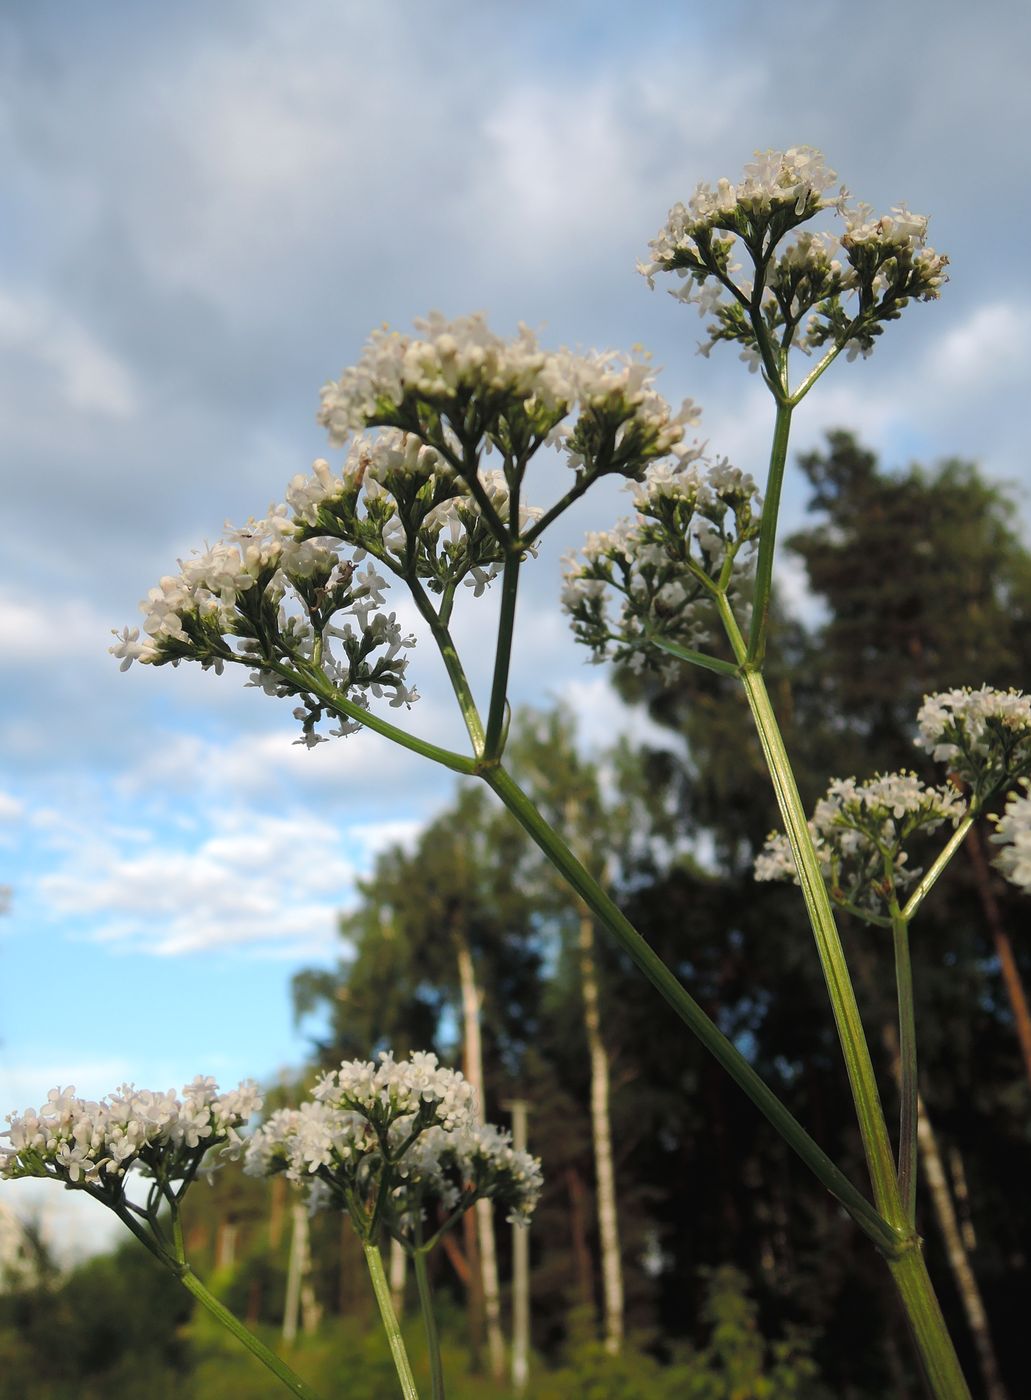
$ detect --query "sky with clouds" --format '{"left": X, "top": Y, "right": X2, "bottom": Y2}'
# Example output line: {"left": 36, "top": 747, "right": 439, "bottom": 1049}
{"left": 2, "top": 0, "right": 1029, "bottom": 1254}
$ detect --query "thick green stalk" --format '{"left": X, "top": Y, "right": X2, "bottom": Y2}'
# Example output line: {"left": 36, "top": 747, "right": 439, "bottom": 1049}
{"left": 747, "top": 398, "right": 793, "bottom": 667}
{"left": 482, "top": 762, "right": 902, "bottom": 1256}
{"left": 891, "top": 907, "right": 919, "bottom": 1225}
{"left": 364, "top": 1241, "right": 420, "bottom": 1400}
{"left": 414, "top": 1248, "right": 446, "bottom": 1400}
{"left": 178, "top": 1268, "right": 325, "bottom": 1400}
{"left": 718, "top": 592, "right": 901, "bottom": 1222}
{"left": 734, "top": 660, "right": 901, "bottom": 1223}
{"left": 715, "top": 598, "right": 969, "bottom": 1395}
{"left": 888, "top": 1248, "right": 972, "bottom": 1400}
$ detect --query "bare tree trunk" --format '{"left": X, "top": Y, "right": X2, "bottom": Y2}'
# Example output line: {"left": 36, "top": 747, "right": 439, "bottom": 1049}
{"left": 461, "top": 1200, "right": 485, "bottom": 1370}
{"left": 966, "top": 826, "right": 1031, "bottom": 1085}
{"left": 389, "top": 1235, "right": 407, "bottom": 1318}
{"left": 565, "top": 1165, "right": 596, "bottom": 1311}
{"left": 215, "top": 1216, "right": 237, "bottom": 1272}
{"left": 880, "top": 1021, "right": 1008, "bottom": 1400}
{"left": 269, "top": 1173, "right": 286, "bottom": 1250}
{"left": 455, "top": 932, "right": 506, "bottom": 1381}
{"left": 576, "top": 903, "right": 624, "bottom": 1355}
{"left": 283, "top": 1202, "right": 313, "bottom": 1343}
{"left": 508, "top": 1099, "right": 531, "bottom": 1394}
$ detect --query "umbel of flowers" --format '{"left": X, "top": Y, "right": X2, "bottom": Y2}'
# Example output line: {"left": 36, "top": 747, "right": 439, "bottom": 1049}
{"left": 639, "top": 144, "right": 947, "bottom": 375}
{"left": 755, "top": 770, "right": 966, "bottom": 923}
{"left": 1, "top": 1076, "right": 261, "bottom": 1195}
{"left": 245, "top": 1052, "right": 542, "bottom": 1243}
{"left": 244, "top": 1053, "right": 541, "bottom": 1400}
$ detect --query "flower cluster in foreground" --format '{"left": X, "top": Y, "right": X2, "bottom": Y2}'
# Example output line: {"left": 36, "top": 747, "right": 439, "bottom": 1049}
{"left": 246, "top": 1052, "right": 542, "bottom": 1243}
{"left": 639, "top": 146, "right": 947, "bottom": 370}
{"left": 755, "top": 772, "right": 965, "bottom": 918}
{"left": 318, "top": 311, "right": 697, "bottom": 480}
{"left": 1, "top": 1077, "right": 262, "bottom": 1190}
{"left": 562, "top": 448, "right": 760, "bottom": 673}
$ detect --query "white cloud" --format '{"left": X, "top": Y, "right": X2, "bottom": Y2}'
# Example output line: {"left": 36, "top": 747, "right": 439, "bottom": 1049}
{"left": 0, "top": 791, "right": 23, "bottom": 822}
{"left": 928, "top": 302, "right": 1026, "bottom": 388}
{"left": 553, "top": 674, "right": 679, "bottom": 755}
{"left": 0, "top": 589, "right": 115, "bottom": 665}
{"left": 0, "top": 288, "right": 136, "bottom": 419}
{"left": 37, "top": 809, "right": 358, "bottom": 957}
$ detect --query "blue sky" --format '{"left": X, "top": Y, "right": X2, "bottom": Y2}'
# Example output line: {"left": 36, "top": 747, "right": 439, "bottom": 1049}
{"left": 2, "top": 0, "right": 1030, "bottom": 1253}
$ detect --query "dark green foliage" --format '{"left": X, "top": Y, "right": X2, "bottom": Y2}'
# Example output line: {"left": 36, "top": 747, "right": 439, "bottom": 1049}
{"left": 0, "top": 1238, "right": 191, "bottom": 1398}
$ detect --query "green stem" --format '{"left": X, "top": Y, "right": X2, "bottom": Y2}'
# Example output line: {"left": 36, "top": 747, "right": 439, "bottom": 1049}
{"left": 788, "top": 339, "right": 847, "bottom": 405}
{"left": 649, "top": 633, "right": 740, "bottom": 677}
{"left": 363, "top": 1241, "right": 420, "bottom": 1400}
{"left": 901, "top": 812, "right": 976, "bottom": 922}
{"left": 178, "top": 1267, "right": 324, "bottom": 1399}
{"left": 288, "top": 663, "right": 476, "bottom": 776}
{"left": 891, "top": 907, "right": 919, "bottom": 1225}
{"left": 407, "top": 576, "right": 485, "bottom": 754}
{"left": 482, "top": 762, "right": 902, "bottom": 1256}
{"left": 746, "top": 398, "right": 793, "bottom": 667}
{"left": 719, "top": 598, "right": 902, "bottom": 1226}
{"left": 414, "top": 1248, "right": 446, "bottom": 1400}
{"left": 483, "top": 551, "right": 521, "bottom": 758}
{"left": 888, "top": 1247, "right": 972, "bottom": 1399}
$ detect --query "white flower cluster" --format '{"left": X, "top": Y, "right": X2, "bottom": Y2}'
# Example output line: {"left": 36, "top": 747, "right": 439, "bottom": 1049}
{"left": 915, "top": 686, "right": 1031, "bottom": 797}
{"left": 640, "top": 147, "right": 947, "bottom": 369}
{"left": 285, "top": 431, "right": 542, "bottom": 598}
{"left": 562, "top": 450, "right": 760, "bottom": 673}
{"left": 313, "top": 1050, "right": 478, "bottom": 1130}
{"left": 245, "top": 1052, "right": 541, "bottom": 1240}
{"left": 1, "top": 1076, "right": 261, "bottom": 1190}
{"left": 112, "top": 506, "right": 419, "bottom": 746}
{"left": 319, "top": 313, "right": 576, "bottom": 447}
{"left": 319, "top": 312, "right": 697, "bottom": 491}
{"left": 991, "top": 780, "right": 1031, "bottom": 894}
{"left": 755, "top": 772, "right": 966, "bottom": 918}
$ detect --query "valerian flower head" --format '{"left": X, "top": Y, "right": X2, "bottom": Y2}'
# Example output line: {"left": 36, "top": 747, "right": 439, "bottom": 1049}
{"left": 755, "top": 772, "right": 966, "bottom": 920}
{"left": 640, "top": 147, "right": 946, "bottom": 375}
{"left": 245, "top": 1052, "right": 542, "bottom": 1247}
{"left": 318, "top": 313, "right": 698, "bottom": 501}
{"left": 111, "top": 504, "right": 419, "bottom": 746}
{"left": 990, "top": 780, "right": 1031, "bottom": 894}
{"left": 562, "top": 448, "right": 761, "bottom": 674}
{"left": 1, "top": 1077, "right": 262, "bottom": 1192}
{"left": 285, "top": 431, "right": 542, "bottom": 597}
{"left": 915, "top": 687, "right": 1031, "bottom": 798}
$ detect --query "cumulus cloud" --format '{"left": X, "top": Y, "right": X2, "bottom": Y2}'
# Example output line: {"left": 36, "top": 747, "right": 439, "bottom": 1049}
{"left": 0, "top": 589, "right": 111, "bottom": 664}
{"left": 0, "top": 287, "right": 136, "bottom": 420}
{"left": 37, "top": 809, "right": 359, "bottom": 957}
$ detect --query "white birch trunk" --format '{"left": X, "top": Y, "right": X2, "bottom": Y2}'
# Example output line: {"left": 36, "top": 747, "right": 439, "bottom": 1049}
{"left": 578, "top": 905, "right": 624, "bottom": 1354}
{"left": 915, "top": 1092, "right": 1007, "bottom": 1400}
{"left": 455, "top": 932, "right": 506, "bottom": 1381}
{"left": 389, "top": 1234, "right": 407, "bottom": 1318}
